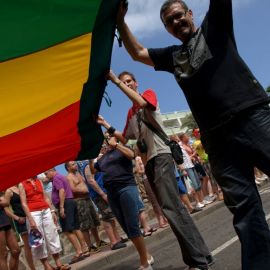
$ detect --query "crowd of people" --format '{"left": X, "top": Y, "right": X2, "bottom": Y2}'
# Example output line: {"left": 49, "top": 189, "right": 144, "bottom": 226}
{"left": 0, "top": 123, "right": 225, "bottom": 270}
{"left": 1, "top": 0, "right": 270, "bottom": 270}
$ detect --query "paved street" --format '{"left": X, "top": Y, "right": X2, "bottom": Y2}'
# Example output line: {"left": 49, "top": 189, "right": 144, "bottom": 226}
{"left": 92, "top": 183, "right": 270, "bottom": 270}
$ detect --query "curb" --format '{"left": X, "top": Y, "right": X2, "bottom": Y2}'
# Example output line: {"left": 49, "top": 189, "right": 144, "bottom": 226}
{"left": 67, "top": 200, "right": 226, "bottom": 270}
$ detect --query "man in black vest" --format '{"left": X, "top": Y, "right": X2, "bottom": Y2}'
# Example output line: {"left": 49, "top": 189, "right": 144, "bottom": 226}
{"left": 116, "top": 1, "right": 270, "bottom": 269}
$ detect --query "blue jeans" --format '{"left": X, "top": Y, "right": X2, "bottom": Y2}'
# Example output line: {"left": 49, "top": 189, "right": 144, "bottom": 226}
{"left": 202, "top": 104, "right": 270, "bottom": 270}
{"left": 176, "top": 176, "right": 187, "bottom": 194}
{"left": 186, "top": 167, "right": 201, "bottom": 191}
{"left": 107, "top": 185, "right": 142, "bottom": 239}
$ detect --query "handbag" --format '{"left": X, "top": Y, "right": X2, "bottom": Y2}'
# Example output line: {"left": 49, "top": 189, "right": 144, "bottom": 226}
{"left": 166, "top": 140, "right": 184, "bottom": 165}
{"left": 140, "top": 116, "right": 183, "bottom": 165}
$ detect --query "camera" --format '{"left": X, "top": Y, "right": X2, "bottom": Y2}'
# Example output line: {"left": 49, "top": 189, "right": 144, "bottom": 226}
{"left": 136, "top": 139, "right": 148, "bottom": 153}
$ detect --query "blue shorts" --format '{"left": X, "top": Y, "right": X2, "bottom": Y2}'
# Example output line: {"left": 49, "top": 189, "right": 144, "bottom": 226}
{"left": 136, "top": 194, "right": 145, "bottom": 212}
{"left": 176, "top": 177, "right": 187, "bottom": 195}
{"left": 107, "top": 185, "right": 142, "bottom": 239}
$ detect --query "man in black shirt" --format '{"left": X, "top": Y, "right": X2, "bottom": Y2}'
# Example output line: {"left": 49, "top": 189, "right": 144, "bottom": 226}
{"left": 116, "top": 0, "right": 270, "bottom": 269}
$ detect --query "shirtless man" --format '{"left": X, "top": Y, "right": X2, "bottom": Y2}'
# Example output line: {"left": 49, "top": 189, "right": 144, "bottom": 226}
{"left": 65, "top": 161, "right": 102, "bottom": 253}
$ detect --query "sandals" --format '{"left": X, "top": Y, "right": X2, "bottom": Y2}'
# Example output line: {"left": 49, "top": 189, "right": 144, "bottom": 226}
{"left": 69, "top": 254, "right": 85, "bottom": 265}
{"left": 159, "top": 223, "right": 169, "bottom": 228}
{"left": 120, "top": 237, "right": 129, "bottom": 243}
{"left": 149, "top": 227, "right": 157, "bottom": 233}
{"left": 82, "top": 250, "right": 91, "bottom": 258}
{"left": 111, "top": 241, "right": 127, "bottom": 250}
{"left": 142, "top": 231, "right": 152, "bottom": 237}
{"left": 143, "top": 227, "right": 157, "bottom": 237}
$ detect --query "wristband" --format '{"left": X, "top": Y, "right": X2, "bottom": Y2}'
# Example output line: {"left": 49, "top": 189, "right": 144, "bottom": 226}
{"left": 107, "top": 126, "right": 116, "bottom": 135}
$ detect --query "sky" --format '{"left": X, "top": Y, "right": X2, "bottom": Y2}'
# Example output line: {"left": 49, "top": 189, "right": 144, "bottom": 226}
{"left": 58, "top": 0, "right": 270, "bottom": 174}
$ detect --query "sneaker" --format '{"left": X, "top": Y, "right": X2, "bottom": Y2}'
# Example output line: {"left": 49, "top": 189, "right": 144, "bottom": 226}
{"left": 138, "top": 264, "right": 153, "bottom": 270}
{"left": 255, "top": 179, "right": 262, "bottom": 186}
{"left": 97, "top": 240, "right": 109, "bottom": 248}
{"left": 147, "top": 256, "right": 154, "bottom": 265}
{"left": 256, "top": 174, "right": 268, "bottom": 181}
{"left": 204, "top": 195, "right": 216, "bottom": 202}
{"left": 89, "top": 245, "right": 101, "bottom": 253}
{"left": 255, "top": 177, "right": 268, "bottom": 184}
{"left": 190, "top": 207, "right": 203, "bottom": 214}
{"left": 202, "top": 199, "right": 213, "bottom": 205}
{"left": 196, "top": 202, "right": 205, "bottom": 208}
{"left": 255, "top": 177, "right": 263, "bottom": 182}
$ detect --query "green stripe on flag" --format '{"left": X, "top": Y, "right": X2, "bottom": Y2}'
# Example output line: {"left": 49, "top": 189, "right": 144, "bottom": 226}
{"left": 77, "top": 0, "right": 121, "bottom": 160}
{"left": 0, "top": 0, "right": 102, "bottom": 61}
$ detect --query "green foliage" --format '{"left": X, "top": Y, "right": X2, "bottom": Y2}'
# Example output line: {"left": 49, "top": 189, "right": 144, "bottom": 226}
{"left": 266, "top": 86, "right": 270, "bottom": 93}
{"left": 181, "top": 113, "right": 198, "bottom": 133}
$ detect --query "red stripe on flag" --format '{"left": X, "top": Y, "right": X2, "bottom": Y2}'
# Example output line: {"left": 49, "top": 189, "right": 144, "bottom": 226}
{"left": 0, "top": 102, "right": 81, "bottom": 190}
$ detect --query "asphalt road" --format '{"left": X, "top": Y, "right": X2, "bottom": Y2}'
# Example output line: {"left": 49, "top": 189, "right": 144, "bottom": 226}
{"left": 97, "top": 183, "right": 270, "bottom": 270}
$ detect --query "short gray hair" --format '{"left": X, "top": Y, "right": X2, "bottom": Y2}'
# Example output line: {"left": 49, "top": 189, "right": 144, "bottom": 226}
{"left": 160, "top": 0, "right": 189, "bottom": 21}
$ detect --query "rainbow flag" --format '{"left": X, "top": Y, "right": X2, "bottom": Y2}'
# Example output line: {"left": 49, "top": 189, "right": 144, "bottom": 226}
{"left": 0, "top": 0, "right": 120, "bottom": 189}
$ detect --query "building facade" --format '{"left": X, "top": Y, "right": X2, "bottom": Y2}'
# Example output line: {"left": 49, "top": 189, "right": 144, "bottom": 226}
{"left": 161, "top": 110, "right": 191, "bottom": 136}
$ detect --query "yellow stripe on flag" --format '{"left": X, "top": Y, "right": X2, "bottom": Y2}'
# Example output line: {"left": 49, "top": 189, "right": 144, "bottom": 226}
{"left": 0, "top": 33, "right": 91, "bottom": 137}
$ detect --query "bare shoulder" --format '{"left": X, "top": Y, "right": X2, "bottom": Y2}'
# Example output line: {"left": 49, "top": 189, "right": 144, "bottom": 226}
{"left": 66, "top": 173, "right": 75, "bottom": 181}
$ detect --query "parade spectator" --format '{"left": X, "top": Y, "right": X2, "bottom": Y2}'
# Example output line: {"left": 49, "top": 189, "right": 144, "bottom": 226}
{"left": 101, "top": 70, "right": 212, "bottom": 270}
{"left": 173, "top": 165, "right": 202, "bottom": 214}
{"left": 254, "top": 168, "right": 269, "bottom": 186}
{"left": 133, "top": 157, "right": 148, "bottom": 202}
{"left": 65, "top": 161, "right": 104, "bottom": 253}
{"left": 116, "top": 0, "right": 270, "bottom": 268}
{"left": 179, "top": 133, "right": 215, "bottom": 205}
{"left": 77, "top": 159, "right": 127, "bottom": 250}
{"left": 192, "top": 129, "right": 223, "bottom": 201}
{"left": 38, "top": 173, "right": 53, "bottom": 200}
{"left": 19, "top": 178, "right": 69, "bottom": 270}
{"left": 92, "top": 132, "right": 154, "bottom": 270}
{"left": 177, "top": 134, "right": 206, "bottom": 208}
{"left": 134, "top": 155, "right": 168, "bottom": 228}
{"left": 44, "top": 168, "right": 90, "bottom": 264}
{"left": 0, "top": 194, "right": 21, "bottom": 270}
{"left": 4, "top": 186, "right": 36, "bottom": 270}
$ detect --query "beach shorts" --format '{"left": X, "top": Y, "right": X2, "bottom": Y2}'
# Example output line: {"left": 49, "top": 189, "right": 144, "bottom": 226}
{"left": 93, "top": 196, "right": 114, "bottom": 222}
{"left": 76, "top": 198, "right": 100, "bottom": 231}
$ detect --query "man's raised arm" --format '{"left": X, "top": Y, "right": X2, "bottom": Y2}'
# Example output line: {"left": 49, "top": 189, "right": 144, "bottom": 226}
{"left": 117, "top": 1, "right": 154, "bottom": 66}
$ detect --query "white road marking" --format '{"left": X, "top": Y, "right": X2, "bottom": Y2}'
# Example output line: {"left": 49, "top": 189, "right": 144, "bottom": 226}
{"left": 211, "top": 211, "right": 270, "bottom": 256}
